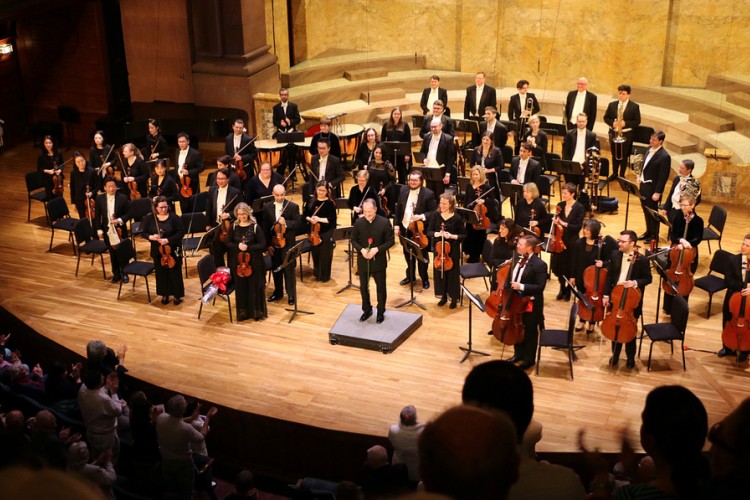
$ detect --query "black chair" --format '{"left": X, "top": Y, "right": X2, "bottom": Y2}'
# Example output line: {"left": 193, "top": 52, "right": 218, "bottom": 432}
{"left": 116, "top": 238, "right": 155, "bottom": 303}
{"left": 694, "top": 249, "right": 732, "bottom": 318}
{"left": 702, "top": 204, "right": 727, "bottom": 254}
{"left": 537, "top": 174, "right": 552, "bottom": 210}
{"left": 633, "top": 125, "right": 655, "bottom": 145}
{"left": 197, "top": 255, "right": 234, "bottom": 323}
{"left": 47, "top": 196, "right": 79, "bottom": 255}
{"left": 26, "top": 171, "right": 51, "bottom": 223}
{"left": 298, "top": 238, "right": 313, "bottom": 282}
{"left": 191, "top": 191, "right": 209, "bottom": 213}
{"left": 541, "top": 152, "right": 560, "bottom": 197}
{"left": 180, "top": 212, "right": 209, "bottom": 278}
{"left": 127, "top": 198, "right": 154, "bottom": 252}
{"left": 596, "top": 156, "right": 611, "bottom": 199}
{"left": 536, "top": 302, "right": 577, "bottom": 380}
{"left": 459, "top": 239, "right": 494, "bottom": 306}
{"left": 74, "top": 219, "right": 108, "bottom": 280}
{"left": 639, "top": 294, "right": 689, "bottom": 371}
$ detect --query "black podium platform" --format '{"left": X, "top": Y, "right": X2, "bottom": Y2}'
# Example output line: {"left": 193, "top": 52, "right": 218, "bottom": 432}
{"left": 328, "top": 304, "right": 423, "bottom": 354}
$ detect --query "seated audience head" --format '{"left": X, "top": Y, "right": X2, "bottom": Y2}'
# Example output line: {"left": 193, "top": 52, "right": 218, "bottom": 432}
{"left": 67, "top": 441, "right": 90, "bottom": 469}
{"left": 400, "top": 405, "right": 419, "bottom": 427}
{"left": 165, "top": 394, "right": 188, "bottom": 418}
{"left": 366, "top": 445, "right": 389, "bottom": 469}
{"left": 233, "top": 469, "right": 257, "bottom": 495}
{"left": 709, "top": 396, "right": 750, "bottom": 481}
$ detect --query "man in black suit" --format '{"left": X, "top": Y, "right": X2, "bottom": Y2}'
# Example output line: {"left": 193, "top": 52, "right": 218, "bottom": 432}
{"left": 419, "top": 100, "right": 454, "bottom": 138}
{"left": 562, "top": 113, "right": 598, "bottom": 187}
{"left": 479, "top": 106, "right": 508, "bottom": 149}
{"left": 420, "top": 119, "right": 457, "bottom": 197}
{"left": 603, "top": 84, "right": 641, "bottom": 179}
{"left": 174, "top": 132, "right": 205, "bottom": 214}
{"left": 507, "top": 80, "right": 541, "bottom": 125}
{"left": 564, "top": 77, "right": 597, "bottom": 130}
{"left": 602, "top": 230, "right": 652, "bottom": 368}
{"left": 394, "top": 171, "right": 437, "bottom": 289}
{"left": 224, "top": 118, "right": 256, "bottom": 174}
{"left": 263, "top": 184, "right": 300, "bottom": 306}
{"left": 272, "top": 88, "right": 301, "bottom": 135}
{"left": 205, "top": 169, "right": 242, "bottom": 268}
{"left": 309, "top": 118, "right": 341, "bottom": 160}
{"left": 308, "top": 140, "right": 345, "bottom": 199}
{"left": 660, "top": 159, "right": 701, "bottom": 225}
{"left": 719, "top": 234, "right": 750, "bottom": 362}
{"left": 351, "top": 199, "right": 395, "bottom": 324}
{"left": 637, "top": 131, "right": 671, "bottom": 241}
{"left": 420, "top": 75, "right": 448, "bottom": 115}
{"left": 509, "top": 142, "right": 541, "bottom": 186}
{"left": 93, "top": 177, "right": 130, "bottom": 283}
{"left": 464, "top": 71, "right": 498, "bottom": 121}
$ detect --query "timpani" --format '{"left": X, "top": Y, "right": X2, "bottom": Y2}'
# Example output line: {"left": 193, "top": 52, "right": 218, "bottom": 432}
{"left": 255, "top": 139, "right": 287, "bottom": 174}
{"left": 338, "top": 124, "right": 364, "bottom": 166}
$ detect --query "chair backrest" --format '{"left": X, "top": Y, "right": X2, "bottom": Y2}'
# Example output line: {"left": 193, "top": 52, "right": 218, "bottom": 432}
{"left": 670, "top": 295, "right": 689, "bottom": 335}
{"left": 116, "top": 238, "right": 135, "bottom": 269}
{"left": 481, "top": 237, "right": 494, "bottom": 264}
{"left": 73, "top": 219, "right": 94, "bottom": 245}
{"left": 537, "top": 175, "right": 551, "bottom": 197}
{"left": 566, "top": 302, "right": 579, "bottom": 341}
{"left": 196, "top": 255, "right": 216, "bottom": 291}
{"left": 25, "top": 171, "right": 46, "bottom": 192}
{"left": 47, "top": 196, "right": 70, "bottom": 221}
{"left": 708, "top": 249, "right": 733, "bottom": 276}
{"left": 634, "top": 126, "right": 655, "bottom": 144}
{"left": 180, "top": 212, "right": 209, "bottom": 236}
{"left": 599, "top": 157, "right": 610, "bottom": 178}
{"left": 544, "top": 152, "right": 561, "bottom": 174}
{"left": 708, "top": 204, "right": 727, "bottom": 232}
{"left": 129, "top": 198, "right": 153, "bottom": 221}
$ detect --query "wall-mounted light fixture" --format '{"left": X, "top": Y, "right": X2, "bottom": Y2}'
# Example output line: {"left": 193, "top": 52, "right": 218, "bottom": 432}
{"left": 0, "top": 42, "right": 12, "bottom": 55}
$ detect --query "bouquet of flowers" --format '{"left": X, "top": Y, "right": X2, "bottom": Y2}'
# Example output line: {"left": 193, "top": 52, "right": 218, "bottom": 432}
{"left": 202, "top": 266, "right": 232, "bottom": 304}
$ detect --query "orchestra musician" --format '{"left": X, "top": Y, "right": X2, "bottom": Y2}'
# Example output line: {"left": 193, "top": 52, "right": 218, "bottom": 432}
{"left": 93, "top": 177, "right": 130, "bottom": 284}
{"left": 305, "top": 181, "right": 337, "bottom": 282}
{"left": 121, "top": 143, "right": 149, "bottom": 198}
{"left": 308, "top": 139, "right": 345, "bottom": 199}
{"left": 380, "top": 107, "right": 412, "bottom": 184}
{"left": 355, "top": 127, "right": 378, "bottom": 171}
{"left": 661, "top": 159, "right": 701, "bottom": 226}
{"left": 227, "top": 202, "right": 267, "bottom": 322}
{"left": 348, "top": 170, "right": 379, "bottom": 225}
{"left": 564, "top": 77, "right": 597, "bottom": 130}
{"left": 488, "top": 218, "right": 522, "bottom": 291}
{"left": 602, "top": 230, "right": 652, "bottom": 368}
{"left": 69, "top": 151, "right": 97, "bottom": 219}
{"left": 309, "top": 118, "right": 342, "bottom": 160}
{"left": 428, "top": 193, "right": 466, "bottom": 309}
{"left": 662, "top": 195, "right": 703, "bottom": 314}
{"left": 224, "top": 118, "right": 257, "bottom": 179}
{"left": 143, "top": 118, "right": 168, "bottom": 161}
{"left": 603, "top": 85, "right": 641, "bottom": 179}
{"left": 562, "top": 113, "right": 598, "bottom": 187}
{"left": 508, "top": 80, "right": 541, "bottom": 142}
{"left": 37, "top": 135, "right": 64, "bottom": 198}
{"left": 89, "top": 130, "right": 114, "bottom": 188}
{"left": 419, "top": 100, "right": 454, "bottom": 138}
{"left": 206, "top": 155, "right": 243, "bottom": 192}
{"left": 479, "top": 106, "right": 508, "bottom": 149}
{"left": 569, "top": 219, "right": 616, "bottom": 333}
{"left": 420, "top": 75, "right": 448, "bottom": 115}
{"left": 245, "top": 160, "right": 284, "bottom": 211}
{"left": 520, "top": 115, "right": 548, "bottom": 159}
{"left": 550, "top": 183, "right": 585, "bottom": 301}
{"left": 420, "top": 118, "right": 457, "bottom": 197}
{"left": 472, "top": 130, "right": 506, "bottom": 207}
{"left": 394, "top": 170, "right": 437, "bottom": 289}
{"left": 463, "top": 166, "right": 499, "bottom": 263}
{"left": 263, "top": 184, "right": 300, "bottom": 305}
{"left": 367, "top": 143, "right": 396, "bottom": 212}
{"left": 510, "top": 142, "right": 541, "bottom": 186}
{"left": 637, "top": 131, "right": 671, "bottom": 242}
{"left": 173, "top": 132, "right": 205, "bottom": 214}
{"left": 148, "top": 160, "right": 179, "bottom": 208}
{"left": 140, "top": 196, "right": 185, "bottom": 305}
{"left": 205, "top": 169, "right": 242, "bottom": 268}
{"left": 464, "top": 71, "right": 497, "bottom": 144}
{"left": 514, "top": 182, "right": 550, "bottom": 235}
{"left": 351, "top": 199, "right": 394, "bottom": 324}
{"left": 505, "top": 234, "right": 548, "bottom": 371}
{"left": 718, "top": 234, "right": 750, "bottom": 362}
{"left": 272, "top": 88, "right": 301, "bottom": 136}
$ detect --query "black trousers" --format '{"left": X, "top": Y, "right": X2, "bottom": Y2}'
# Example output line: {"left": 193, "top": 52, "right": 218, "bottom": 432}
{"left": 271, "top": 247, "right": 296, "bottom": 298}
{"left": 640, "top": 193, "right": 660, "bottom": 237}
{"left": 402, "top": 246, "right": 429, "bottom": 281}
{"left": 609, "top": 134, "right": 634, "bottom": 177}
{"left": 514, "top": 312, "right": 541, "bottom": 363}
{"left": 360, "top": 269, "right": 387, "bottom": 315}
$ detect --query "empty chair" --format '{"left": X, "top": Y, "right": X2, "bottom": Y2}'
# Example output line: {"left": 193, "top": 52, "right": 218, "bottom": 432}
{"left": 127, "top": 198, "right": 154, "bottom": 252}
{"left": 74, "top": 219, "right": 108, "bottom": 280}
{"left": 702, "top": 204, "right": 727, "bottom": 253}
{"left": 639, "top": 294, "right": 689, "bottom": 371}
{"left": 694, "top": 249, "right": 732, "bottom": 318}
{"left": 459, "top": 239, "right": 494, "bottom": 306}
{"left": 116, "top": 238, "right": 155, "bottom": 303}
{"left": 197, "top": 255, "right": 234, "bottom": 323}
{"left": 536, "top": 302, "right": 578, "bottom": 380}
{"left": 47, "top": 196, "right": 79, "bottom": 254}
{"left": 26, "top": 170, "right": 52, "bottom": 223}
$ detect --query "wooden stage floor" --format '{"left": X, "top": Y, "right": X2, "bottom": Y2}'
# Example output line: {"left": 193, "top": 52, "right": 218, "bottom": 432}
{"left": 2, "top": 141, "right": 749, "bottom": 453}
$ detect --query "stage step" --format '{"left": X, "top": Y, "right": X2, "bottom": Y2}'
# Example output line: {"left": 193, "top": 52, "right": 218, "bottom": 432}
{"left": 689, "top": 111, "right": 735, "bottom": 132}
{"left": 705, "top": 73, "right": 750, "bottom": 96}
{"left": 361, "top": 88, "right": 406, "bottom": 102}
{"left": 344, "top": 67, "right": 388, "bottom": 81}
{"left": 666, "top": 133, "right": 700, "bottom": 154}
{"left": 727, "top": 91, "right": 750, "bottom": 109}
{"left": 284, "top": 52, "right": 426, "bottom": 87}
{"left": 374, "top": 108, "right": 421, "bottom": 125}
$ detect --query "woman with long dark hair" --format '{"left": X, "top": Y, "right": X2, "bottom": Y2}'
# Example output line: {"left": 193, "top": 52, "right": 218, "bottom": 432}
{"left": 381, "top": 107, "right": 412, "bottom": 184}
{"left": 37, "top": 135, "right": 65, "bottom": 198}
{"left": 140, "top": 196, "right": 185, "bottom": 305}
{"left": 305, "top": 181, "right": 337, "bottom": 282}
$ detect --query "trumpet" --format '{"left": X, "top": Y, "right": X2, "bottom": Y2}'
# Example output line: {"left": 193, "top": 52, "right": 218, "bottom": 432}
{"left": 518, "top": 97, "right": 534, "bottom": 139}
{"left": 612, "top": 103, "right": 626, "bottom": 161}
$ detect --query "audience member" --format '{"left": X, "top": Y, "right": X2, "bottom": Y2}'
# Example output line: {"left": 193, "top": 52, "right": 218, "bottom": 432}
{"left": 335, "top": 480, "right": 364, "bottom": 500}
{"left": 706, "top": 396, "right": 750, "bottom": 499}
{"left": 0, "top": 466, "right": 102, "bottom": 500}
{"left": 388, "top": 404, "right": 424, "bottom": 482}
{"left": 359, "top": 444, "right": 410, "bottom": 498}
{"left": 28, "top": 409, "right": 78, "bottom": 469}
{"left": 128, "top": 390, "right": 161, "bottom": 465}
{"left": 224, "top": 469, "right": 260, "bottom": 499}
{"left": 85, "top": 339, "right": 127, "bottom": 377}
{"left": 67, "top": 441, "right": 117, "bottom": 500}
{"left": 77, "top": 367, "right": 123, "bottom": 463}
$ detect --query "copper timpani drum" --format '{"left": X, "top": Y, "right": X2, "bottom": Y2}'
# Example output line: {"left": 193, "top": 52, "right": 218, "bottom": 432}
{"left": 338, "top": 124, "right": 364, "bottom": 166}
{"left": 255, "top": 139, "right": 287, "bottom": 173}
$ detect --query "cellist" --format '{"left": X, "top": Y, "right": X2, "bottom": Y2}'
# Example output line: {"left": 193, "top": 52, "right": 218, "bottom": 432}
{"left": 394, "top": 170, "right": 437, "bottom": 290}
{"left": 602, "top": 230, "right": 652, "bottom": 368}
{"left": 662, "top": 195, "right": 703, "bottom": 315}
{"left": 718, "top": 234, "right": 750, "bottom": 362}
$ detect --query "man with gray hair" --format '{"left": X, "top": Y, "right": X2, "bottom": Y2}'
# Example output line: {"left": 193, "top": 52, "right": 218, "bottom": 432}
{"left": 67, "top": 441, "right": 116, "bottom": 500}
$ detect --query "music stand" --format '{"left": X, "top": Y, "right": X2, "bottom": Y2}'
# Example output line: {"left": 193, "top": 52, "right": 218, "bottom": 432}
{"left": 551, "top": 158, "right": 583, "bottom": 185}
{"left": 334, "top": 226, "right": 360, "bottom": 294}
{"left": 381, "top": 141, "right": 410, "bottom": 171}
{"left": 616, "top": 177, "right": 641, "bottom": 231}
{"left": 276, "top": 131, "right": 304, "bottom": 144}
{"left": 276, "top": 240, "right": 314, "bottom": 323}
{"left": 456, "top": 207, "right": 480, "bottom": 226}
{"left": 251, "top": 195, "right": 274, "bottom": 213}
{"left": 459, "top": 285, "right": 491, "bottom": 363}
{"left": 646, "top": 206, "right": 671, "bottom": 243}
{"left": 646, "top": 249, "right": 677, "bottom": 325}
{"left": 396, "top": 235, "right": 428, "bottom": 310}
{"left": 195, "top": 225, "right": 220, "bottom": 255}
{"left": 453, "top": 117, "right": 481, "bottom": 146}
{"left": 411, "top": 164, "right": 448, "bottom": 196}
{"left": 500, "top": 182, "right": 525, "bottom": 218}
{"left": 563, "top": 276, "right": 591, "bottom": 360}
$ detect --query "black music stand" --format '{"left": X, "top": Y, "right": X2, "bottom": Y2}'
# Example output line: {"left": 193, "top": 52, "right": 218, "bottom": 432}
{"left": 646, "top": 249, "right": 677, "bottom": 326}
{"left": 195, "top": 225, "right": 220, "bottom": 255}
{"left": 646, "top": 206, "right": 671, "bottom": 243}
{"left": 381, "top": 141, "right": 410, "bottom": 171}
{"left": 551, "top": 158, "right": 583, "bottom": 186}
{"left": 617, "top": 177, "right": 641, "bottom": 231}
{"left": 500, "top": 182, "right": 525, "bottom": 218}
{"left": 453, "top": 117, "right": 481, "bottom": 146}
{"left": 563, "top": 276, "right": 591, "bottom": 360}
{"left": 276, "top": 132, "right": 305, "bottom": 181}
{"left": 251, "top": 195, "right": 274, "bottom": 213}
{"left": 459, "top": 285, "right": 491, "bottom": 363}
{"left": 411, "top": 164, "right": 448, "bottom": 196}
{"left": 277, "top": 240, "right": 314, "bottom": 323}
{"left": 456, "top": 207, "right": 480, "bottom": 227}
{"left": 396, "top": 235, "right": 428, "bottom": 310}
{"left": 334, "top": 226, "right": 359, "bottom": 294}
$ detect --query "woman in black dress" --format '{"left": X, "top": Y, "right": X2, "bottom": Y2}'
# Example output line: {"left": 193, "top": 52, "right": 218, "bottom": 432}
{"left": 148, "top": 160, "right": 179, "bottom": 207}
{"left": 550, "top": 183, "right": 585, "bottom": 301}
{"left": 143, "top": 118, "right": 168, "bottom": 161}
{"left": 355, "top": 127, "right": 378, "bottom": 171}
{"left": 471, "top": 130, "right": 505, "bottom": 206}
{"left": 121, "top": 143, "right": 149, "bottom": 198}
{"left": 521, "top": 115, "right": 548, "bottom": 158}
{"left": 348, "top": 170, "right": 379, "bottom": 225}
{"left": 514, "top": 182, "right": 550, "bottom": 235}
{"left": 462, "top": 166, "right": 498, "bottom": 263}
{"left": 428, "top": 193, "right": 466, "bottom": 308}
{"left": 488, "top": 218, "right": 522, "bottom": 290}
{"left": 37, "top": 135, "right": 65, "bottom": 198}
{"left": 305, "top": 181, "right": 337, "bottom": 282}
{"left": 69, "top": 151, "right": 97, "bottom": 219}
{"left": 89, "top": 130, "right": 114, "bottom": 189}
{"left": 367, "top": 143, "right": 396, "bottom": 215}
{"left": 228, "top": 202, "right": 267, "bottom": 322}
{"left": 663, "top": 194, "right": 704, "bottom": 313}
{"left": 141, "top": 196, "right": 185, "bottom": 305}
{"left": 380, "top": 107, "right": 411, "bottom": 184}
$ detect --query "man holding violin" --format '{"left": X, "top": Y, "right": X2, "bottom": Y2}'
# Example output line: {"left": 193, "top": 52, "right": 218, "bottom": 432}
{"left": 262, "top": 185, "right": 300, "bottom": 306}
{"left": 206, "top": 170, "right": 241, "bottom": 268}
{"left": 394, "top": 171, "right": 437, "bottom": 290}
{"left": 174, "top": 132, "right": 205, "bottom": 215}
{"left": 224, "top": 118, "right": 256, "bottom": 184}
{"left": 719, "top": 234, "right": 750, "bottom": 362}
{"left": 93, "top": 176, "right": 130, "bottom": 284}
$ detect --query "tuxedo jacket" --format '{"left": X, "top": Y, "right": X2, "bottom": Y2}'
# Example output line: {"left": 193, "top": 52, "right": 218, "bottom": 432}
{"left": 205, "top": 185, "right": 242, "bottom": 227}
{"left": 93, "top": 192, "right": 131, "bottom": 244}
{"left": 419, "top": 113, "right": 454, "bottom": 137}
{"left": 508, "top": 93, "right": 541, "bottom": 122}
{"left": 510, "top": 157, "right": 541, "bottom": 186}
{"left": 479, "top": 120, "right": 508, "bottom": 148}
{"left": 262, "top": 199, "right": 300, "bottom": 250}
{"left": 639, "top": 147, "right": 671, "bottom": 198}
{"left": 662, "top": 174, "right": 702, "bottom": 213}
{"left": 603, "top": 250, "right": 652, "bottom": 298}
{"left": 724, "top": 253, "right": 748, "bottom": 295}
{"left": 351, "top": 215, "right": 395, "bottom": 273}
{"left": 603, "top": 100, "right": 641, "bottom": 136}
{"left": 420, "top": 87, "right": 448, "bottom": 114}
{"left": 562, "top": 128, "right": 598, "bottom": 161}
{"left": 565, "top": 90, "right": 598, "bottom": 129}
{"left": 172, "top": 147, "right": 205, "bottom": 195}
{"left": 515, "top": 254, "right": 548, "bottom": 320}
{"left": 308, "top": 155, "right": 345, "bottom": 197}
{"left": 224, "top": 133, "right": 257, "bottom": 165}
{"left": 463, "top": 85, "right": 498, "bottom": 118}
{"left": 272, "top": 101, "right": 301, "bottom": 133}
{"left": 394, "top": 186, "right": 437, "bottom": 231}
{"left": 420, "top": 132, "right": 456, "bottom": 167}
{"left": 206, "top": 169, "right": 243, "bottom": 192}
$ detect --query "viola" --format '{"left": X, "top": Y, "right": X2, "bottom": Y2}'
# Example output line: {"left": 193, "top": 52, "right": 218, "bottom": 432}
{"left": 488, "top": 254, "right": 530, "bottom": 346}
{"left": 722, "top": 260, "right": 750, "bottom": 353}
{"left": 120, "top": 153, "right": 141, "bottom": 200}
{"left": 52, "top": 160, "right": 64, "bottom": 196}
{"left": 379, "top": 182, "right": 390, "bottom": 217}
{"left": 180, "top": 171, "right": 193, "bottom": 199}
{"left": 85, "top": 185, "right": 96, "bottom": 222}
{"left": 236, "top": 235, "right": 253, "bottom": 278}
{"left": 529, "top": 208, "right": 541, "bottom": 238}
{"left": 408, "top": 202, "right": 429, "bottom": 249}
{"left": 547, "top": 205, "right": 566, "bottom": 254}
{"left": 434, "top": 222, "right": 453, "bottom": 276}
{"left": 600, "top": 250, "right": 641, "bottom": 345}
{"left": 234, "top": 159, "right": 247, "bottom": 182}
{"left": 663, "top": 212, "right": 697, "bottom": 297}
{"left": 159, "top": 241, "right": 176, "bottom": 269}
{"left": 579, "top": 236, "right": 608, "bottom": 323}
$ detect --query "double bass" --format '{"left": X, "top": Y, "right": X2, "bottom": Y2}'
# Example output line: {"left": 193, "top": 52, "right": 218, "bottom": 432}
{"left": 485, "top": 253, "right": 529, "bottom": 345}
{"left": 433, "top": 222, "right": 453, "bottom": 279}
{"left": 721, "top": 259, "right": 750, "bottom": 355}
{"left": 408, "top": 202, "right": 429, "bottom": 249}
{"left": 579, "top": 236, "right": 608, "bottom": 323}
{"left": 600, "top": 250, "right": 641, "bottom": 347}
{"left": 663, "top": 212, "right": 697, "bottom": 297}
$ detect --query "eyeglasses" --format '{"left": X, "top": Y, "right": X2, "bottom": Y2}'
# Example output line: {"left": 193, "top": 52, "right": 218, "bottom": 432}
{"left": 708, "top": 422, "right": 737, "bottom": 455}
{"left": 157, "top": 205, "right": 169, "bottom": 210}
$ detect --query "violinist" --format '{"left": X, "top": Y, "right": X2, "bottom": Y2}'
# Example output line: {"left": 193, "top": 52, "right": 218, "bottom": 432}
{"left": 520, "top": 115, "right": 548, "bottom": 158}
{"left": 602, "top": 230, "right": 652, "bottom": 368}
{"left": 93, "top": 177, "right": 130, "bottom": 283}
{"left": 348, "top": 170, "right": 379, "bottom": 225}
{"left": 569, "top": 219, "right": 616, "bottom": 333}
{"left": 380, "top": 107, "right": 412, "bottom": 184}
{"left": 488, "top": 218, "right": 522, "bottom": 291}
{"left": 663, "top": 195, "right": 703, "bottom": 314}
{"left": 121, "top": 143, "right": 149, "bottom": 198}
{"left": 224, "top": 118, "right": 256, "bottom": 175}
{"left": 394, "top": 170, "right": 437, "bottom": 289}
{"left": 428, "top": 193, "right": 466, "bottom": 309}
{"left": 462, "top": 166, "right": 498, "bottom": 263}
{"left": 308, "top": 140, "right": 345, "bottom": 199}
{"left": 89, "top": 130, "right": 114, "bottom": 187}
{"left": 245, "top": 160, "right": 283, "bottom": 211}
{"left": 367, "top": 143, "right": 396, "bottom": 214}
{"left": 305, "top": 181, "right": 337, "bottom": 282}
{"left": 207, "top": 156, "right": 243, "bottom": 192}
{"left": 227, "top": 203, "right": 267, "bottom": 322}
{"left": 174, "top": 132, "right": 205, "bottom": 214}
{"left": 506, "top": 234, "right": 548, "bottom": 371}
{"left": 550, "top": 183, "right": 585, "bottom": 301}
{"left": 69, "top": 151, "right": 97, "bottom": 219}
{"left": 355, "top": 127, "right": 378, "bottom": 171}
{"left": 419, "top": 118, "right": 456, "bottom": 197}
{"left": 37, "top": 135, "right": 64, "bottom": 198}
{"left": 142, "top": 118, "right": 168, "bottom": 161}
{"left": 471, "top": 130, "right": 505, "bottom": 207}
{"left": 205, "top": 169, "right": 242, "bottom": 267}
{"left": 513, "top": 182, "right": 550, "bottom": 235}
{"left": 718, "top": 234, "right": 750, "bottom": 362}
{"left": 309, "top": 118, "right": 342, "bottom": 160}
{"left": 149, "top": 160, "right": 179, "bottom": 208}
{"left": 263, "top": 184, "right": 300, "bottom": 305}
{"left": 141, "top": 196, "right": 185, "bottom": 305}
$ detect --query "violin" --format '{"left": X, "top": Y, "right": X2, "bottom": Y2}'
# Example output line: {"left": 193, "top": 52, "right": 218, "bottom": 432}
{"left": 217, "top": 194, "right": 239, "bottom": 244}
{"left": 85, "top": 185, "right": 96, "bottom": 222}
{"left": 529, "top": 208, "right": 541, "bottom": 238}
{"left": 600, "top": 249, "right": 641, "bottom": 345}
{"left": 379, "top": 182, "right": 390, "bottom": 217}
{"left": 51, "top": 158, "right": 65, "bottom": 196}
{"left": 307, "top": 199, "right": 326, "bottom": 247}
{"left": 120, "top": 152, "right": 141, "bottom": 200}
{"left": 234, "top": 159, "right": 247, "bottom": 182}
{"left": 663, "top": 212, "right": 696, "bottom": 297}
{"left": 236, "top": 234, "right": 253, "bottom": 278}
{"left": 721, "top": 259, "right": 750, "bottom": 354}
{"left": 486, "top": 253, "right": 530, "bottom": 346}
{"left": 98, "top": 145, "right": 116, "bottom": 178}
{"left": 579, "top": 236, "right": 608, "bottom": 323}
{"left": 433, "top": 222, "right": 453, "bottom": 277}
{"left": 408, "top": 202, "right": 429, "bottom": 249}
{"left": 272, "top": 200, "right": 288, "bottom": 248}
{"left": 469, "top": 186, "right": 493, "bottom": 231}
{"left": 547, "top": 205, "right": 567, "bottom": 254}
{"left": 180, "top": 168, "right": 193, "bottom": 199}
{"left": 151, "top": 208, "right": 176, "bottom": 269}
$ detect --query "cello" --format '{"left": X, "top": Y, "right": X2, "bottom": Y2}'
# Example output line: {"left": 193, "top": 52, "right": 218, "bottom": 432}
{"left": 721, "top": 259, "right": 750, "bottom": 356}
{"left": 546, "top": 205, "right": 566, "bottom": 254}
{"left": 408, "top": 202, "right": 429, "bottom": 249}
{"left": 579, "top": 236, "right": 608, "bottom": 323}
{"left": 488, "top": 253, "right": 530, "bottom": 346}
{"left": 433, "top": 222, "right": 453, "bottom": 280}
{"left": 600, "top": 250, "right": 641, "bottom": 347}
{"left": 662, "top": 212, "right": 697, "bottom": 297}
